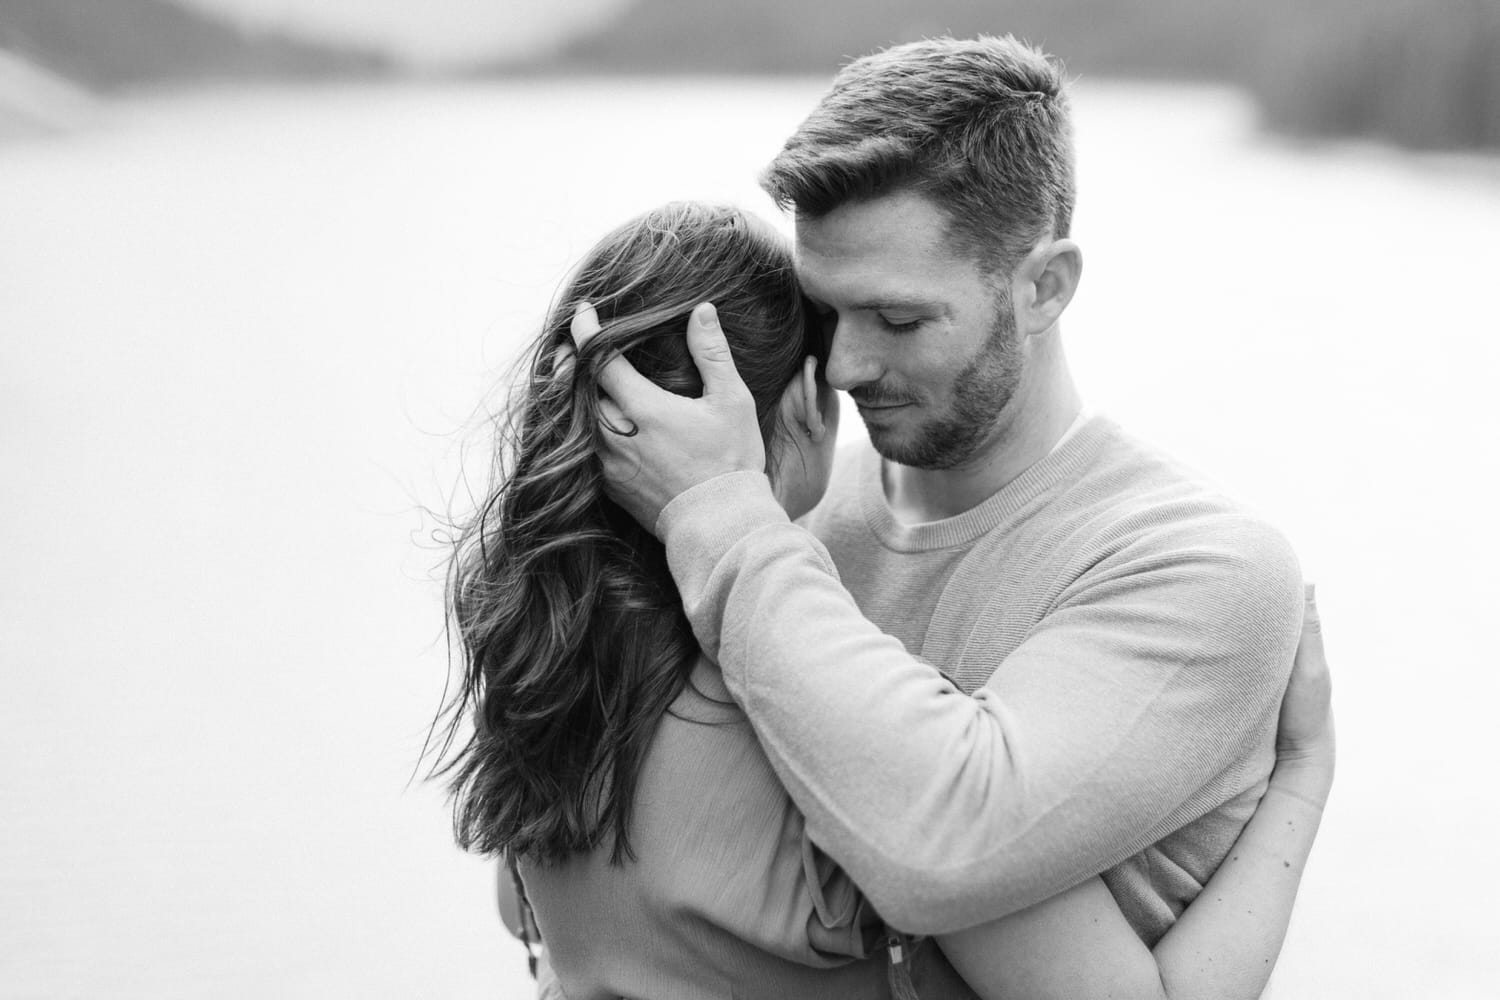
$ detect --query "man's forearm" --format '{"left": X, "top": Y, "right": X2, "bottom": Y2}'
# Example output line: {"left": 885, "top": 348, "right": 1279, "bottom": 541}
{"left": 658, "top": 472, "right": 1302, "bottom": 934}
{"left": 668, "top": 487, "right": 1145, "bottom": 932}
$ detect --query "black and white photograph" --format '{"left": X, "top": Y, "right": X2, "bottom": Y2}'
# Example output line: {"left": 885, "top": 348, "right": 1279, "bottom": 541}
{"left": 3, "top": 1, "right": 1497, "bottom": 997}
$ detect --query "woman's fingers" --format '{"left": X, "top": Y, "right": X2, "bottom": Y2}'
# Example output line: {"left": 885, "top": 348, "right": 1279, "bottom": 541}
{"left": 1277, "top": 584, "right": 1334, "bottom": 756}
{"left": 1294, "top": 584, "right": 1330, "bottom": 703}
{"left": 1302, "top": 582, "right": 1321, "bottom": 638}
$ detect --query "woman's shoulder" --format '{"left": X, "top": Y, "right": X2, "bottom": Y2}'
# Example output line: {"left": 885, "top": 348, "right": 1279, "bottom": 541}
{"left": 633, "top": 655, "right": 790, "bottom": 854}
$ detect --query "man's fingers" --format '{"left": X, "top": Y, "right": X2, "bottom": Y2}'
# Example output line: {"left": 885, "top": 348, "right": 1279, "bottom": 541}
{"left": 569, "top": 302, "right": 603, "bottom": 347}
{"left": 686, "top": 302, "right": 751, "bottom": 401}
{"left": 550, "top": 341, "right": 576, "bottom": 383}
{"left": 594, "top": 353, "right": 659, "bottom": 412}
{"left": 595, "top": 396, "right": 644, "bottom": 501}
{"left": 598, "top": 395, "right": 633, "bottom": 437}
{"left": 570, "top": 301, "right": 660, "bottom": 408}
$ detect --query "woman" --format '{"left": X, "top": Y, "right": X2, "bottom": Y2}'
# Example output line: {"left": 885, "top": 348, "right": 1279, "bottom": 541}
{"left": 433, "top": 201, "right": 1335, "bottom": 999}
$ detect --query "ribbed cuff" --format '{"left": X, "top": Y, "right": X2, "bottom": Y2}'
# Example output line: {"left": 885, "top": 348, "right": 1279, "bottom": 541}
{"left": 658, "top": 471, "right": 788, "bottom": 657}
{"left": 657, "top": 470, "right": 787, "bottom": 568}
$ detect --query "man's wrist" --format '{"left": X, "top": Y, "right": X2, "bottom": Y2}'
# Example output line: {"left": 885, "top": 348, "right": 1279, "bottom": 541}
{"left": 653, "top": 470, "right": 784, "bottom": 543}
{"left": 656, "top": 470, "right": 790, "bottom": 659}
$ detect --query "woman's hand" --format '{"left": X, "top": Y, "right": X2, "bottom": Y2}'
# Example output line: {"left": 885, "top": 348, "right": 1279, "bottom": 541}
{"left": 1271, "top": 584, "right": 1335, "bottom": 806}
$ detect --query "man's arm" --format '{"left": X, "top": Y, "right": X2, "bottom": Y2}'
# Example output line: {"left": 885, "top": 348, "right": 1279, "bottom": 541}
{"left": 935, "top": 590, "right": 1333, "bottom": 1000}
{"left": 579, "top": 305, "right": 1303, "bottom": 934}
{"left": 656, "top": 472, "right": 1303, "bottom": 935}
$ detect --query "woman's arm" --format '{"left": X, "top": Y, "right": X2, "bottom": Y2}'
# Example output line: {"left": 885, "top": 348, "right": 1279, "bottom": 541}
{"left": 937, "top": 586, "right": 1334, "bottom": 1000}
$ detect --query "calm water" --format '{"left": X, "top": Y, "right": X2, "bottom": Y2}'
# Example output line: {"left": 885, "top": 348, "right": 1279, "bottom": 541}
{"left": 2, "top": 78, "right": 1497, "bottom": 998}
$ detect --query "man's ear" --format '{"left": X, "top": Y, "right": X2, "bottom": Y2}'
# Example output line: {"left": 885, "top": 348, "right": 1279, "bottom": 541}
{"left": 780, "top": 355, "right": 829, "bottom": 442}
{"left": 1013, "top": 238, "right": 1082, "bottom": 338}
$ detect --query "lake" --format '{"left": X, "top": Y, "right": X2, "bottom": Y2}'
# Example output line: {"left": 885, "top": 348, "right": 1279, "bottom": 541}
{"left": 2, "top": 77, "right": 1497, "bottom": 998}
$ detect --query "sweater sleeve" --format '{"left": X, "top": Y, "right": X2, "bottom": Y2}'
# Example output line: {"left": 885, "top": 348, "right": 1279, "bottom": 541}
{"left": 656, "top": 471, "right": 1304, "bottom": 936}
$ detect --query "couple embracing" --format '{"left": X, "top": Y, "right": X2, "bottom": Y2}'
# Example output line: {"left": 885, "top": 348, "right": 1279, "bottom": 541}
{"left": 434, "top": 34, "right": 1334, "bottom": 1000}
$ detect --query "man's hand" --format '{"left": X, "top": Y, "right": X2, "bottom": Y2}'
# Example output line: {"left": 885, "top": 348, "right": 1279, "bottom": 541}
{"left": 572, "top": 301, "right": 767, "bottom": 534}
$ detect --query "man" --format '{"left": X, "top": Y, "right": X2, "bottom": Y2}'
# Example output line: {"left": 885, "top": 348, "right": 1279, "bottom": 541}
{"left": 583, "top": 34, "right": 1302, "bottom": 962}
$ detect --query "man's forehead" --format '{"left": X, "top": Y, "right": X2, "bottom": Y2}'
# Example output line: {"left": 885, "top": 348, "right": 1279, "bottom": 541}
{"left": 792, "top": 205, "right": 981, "bottom": 306}
{"left": 792, "top": 194, "right": 975, "bottom": 263}
{"left": 798, "top": 265, "right": 936, "bottom": 313}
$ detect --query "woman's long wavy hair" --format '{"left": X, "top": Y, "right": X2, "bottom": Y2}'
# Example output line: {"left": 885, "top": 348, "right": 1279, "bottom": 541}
{"left": 433, "top": 202, "right": 817, "bottom": 866}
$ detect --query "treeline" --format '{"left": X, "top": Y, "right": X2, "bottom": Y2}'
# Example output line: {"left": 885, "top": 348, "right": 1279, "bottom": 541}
{"left": 3, "top": 0, "right": 1492, "bottom": 150}
{"left": 1250, "top": 1, "right": 1499, "bottom": 150}
{"left": 0, "top": 0, "right": 391, "bottom": 89}
{"left": 509, "top": 0, "right": 1500, "bottom": 151}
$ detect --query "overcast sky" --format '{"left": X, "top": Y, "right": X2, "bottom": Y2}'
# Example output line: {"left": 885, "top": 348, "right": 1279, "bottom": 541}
{"left": 172, "top": 0, "right": 632, "bottom": 67}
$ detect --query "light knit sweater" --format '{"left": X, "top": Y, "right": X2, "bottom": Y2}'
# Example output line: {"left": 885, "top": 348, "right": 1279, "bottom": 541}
{"left": 519, "top": 659, "right": 899, "bottom": 1000}
{"left": 521, "top": 662, "right": 992, "bottom": 998}
{"left": 657, "top": 415, "right": 1304, "bottom": 942}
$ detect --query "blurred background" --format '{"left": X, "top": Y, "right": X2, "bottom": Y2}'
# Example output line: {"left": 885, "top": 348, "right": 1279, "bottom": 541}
{"left": 2, "top": 1, "right": 1497, "bottom": 997}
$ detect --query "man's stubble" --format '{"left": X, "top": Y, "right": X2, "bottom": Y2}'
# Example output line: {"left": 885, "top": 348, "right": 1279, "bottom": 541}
{"left": 865, "top": 290, "right": 1023, "bottom": 471}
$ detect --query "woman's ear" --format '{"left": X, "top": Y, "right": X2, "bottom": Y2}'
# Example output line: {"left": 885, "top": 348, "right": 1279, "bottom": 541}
{"left": 798, "top": 355, "right": 829, "bottom": 442}
{"left": 778, "top": 355, "right": 833, "bottom": 444}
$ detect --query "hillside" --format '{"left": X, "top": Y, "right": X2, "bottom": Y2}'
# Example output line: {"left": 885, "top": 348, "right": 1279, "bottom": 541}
{"left": 508, "top": 0, "right": 1500, "bottom": 151}
{"left": 518, "top": 0, "right": 1246, "bottom": 78}
{"left": 0, "top": 0, "right": 391, "bottom": 90}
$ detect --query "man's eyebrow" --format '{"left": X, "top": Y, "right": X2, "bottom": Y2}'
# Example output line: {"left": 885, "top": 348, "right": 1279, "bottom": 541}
{"left": 801, "top": 290, "right": 943, "bottom": 313}
{"left": 852, "top": 297, "right": 940, "bottom": 312}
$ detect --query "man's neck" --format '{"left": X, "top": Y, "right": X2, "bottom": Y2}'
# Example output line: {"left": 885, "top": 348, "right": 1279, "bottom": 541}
{"left": 883, "top": 344, "right": 1082, "bottom": 525}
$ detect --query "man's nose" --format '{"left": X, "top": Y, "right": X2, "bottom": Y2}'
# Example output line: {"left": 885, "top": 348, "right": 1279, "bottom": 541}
{"left": 824, "top": 323, "right": 881, "bottom": 392}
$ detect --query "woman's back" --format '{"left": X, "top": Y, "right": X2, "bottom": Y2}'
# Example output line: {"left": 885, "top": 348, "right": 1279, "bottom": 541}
{"left": 520, "top": 656, "right": 889, "bottom": 1000}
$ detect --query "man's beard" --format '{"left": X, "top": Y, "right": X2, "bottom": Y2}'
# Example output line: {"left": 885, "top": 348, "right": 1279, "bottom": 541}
{"left": 862, "top": 295, "right": 1023, "bottom": 471}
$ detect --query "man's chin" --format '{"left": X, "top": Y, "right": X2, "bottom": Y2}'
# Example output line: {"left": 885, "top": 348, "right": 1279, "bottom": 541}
{"left": 865, "top": 418, "right": 981, "bottom": 471}
{"left": 865, "top": 423, "right": 932, "bottom": 467}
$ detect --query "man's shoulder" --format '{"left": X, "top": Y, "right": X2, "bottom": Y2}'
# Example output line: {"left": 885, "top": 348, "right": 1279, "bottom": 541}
{"left": 1044, "top": 422, "right": 1304, "bottom": 662}
{"left": 1068, "top": 418, "right": 1297, "bottom": 570}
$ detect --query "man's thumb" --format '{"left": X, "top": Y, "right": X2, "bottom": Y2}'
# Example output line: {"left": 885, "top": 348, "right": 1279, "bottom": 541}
{"left": 686, "top": 302, "right": 747, "bottom": 398}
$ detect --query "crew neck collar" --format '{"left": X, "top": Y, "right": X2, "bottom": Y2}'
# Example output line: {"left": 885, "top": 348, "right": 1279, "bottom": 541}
{"left": 858, "top": 414, "right": 1114, "bottom": 552}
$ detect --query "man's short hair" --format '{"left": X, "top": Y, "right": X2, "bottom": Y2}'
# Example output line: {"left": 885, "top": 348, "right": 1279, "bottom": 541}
{"left": 761, "top": 35, "right": 1075, "bottom": 275}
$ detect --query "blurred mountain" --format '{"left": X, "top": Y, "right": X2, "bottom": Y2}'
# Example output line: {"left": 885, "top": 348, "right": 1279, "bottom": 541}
{"left": 0, "top": 0, "right": 392, "bottom": 90}
{"left": 0, "top": 45, "right": 92, "bottom": 137}
{"left": 504, "top": 0, "right": 1267, "bottom": 77}
{"left": 3, "top": 0, "right": 1491, "bottom": 150}
{"left": 170, "top": 0, "right": 635, "bottom": 71}
{"left": 505, "top": 0, "right": 1500, "bottom": 151}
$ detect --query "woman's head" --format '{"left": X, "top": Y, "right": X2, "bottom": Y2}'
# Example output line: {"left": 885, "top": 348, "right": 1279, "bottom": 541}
{"left": 545, "top": 201, "right": 819, "bottom": 454}
{"left": 435, "top": 202, "right": 831, "bottom": 866}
